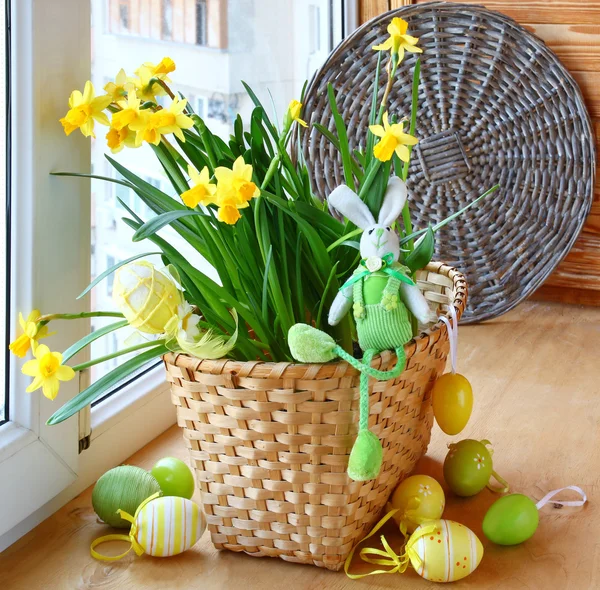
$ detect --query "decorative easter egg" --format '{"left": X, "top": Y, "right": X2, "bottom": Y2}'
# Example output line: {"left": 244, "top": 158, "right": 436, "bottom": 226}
{"left": 432, "top": 373, "right": 473, "bottom": 435}
{"left": 483, "top": 494, "right": 539, "bottom": 545}
{"left": 389, "top": 475, "right": 445, "bottom": 533}
{"left": 92, "top": 465, "right": 161, "bottom": 528}
{"left": 134, "top": 495, "right": 206, "bottom": 556}
{"left": 443, "top": 439, "right": 492, "bottom": 497}
{"left": 112, "top": 261, "right": 181, "bottom": 334}
{"left": 408, "top": 519, "right": 483, "bottom": 583}
{"left": 151, "top": 457, "right": 195, "bottom": 499}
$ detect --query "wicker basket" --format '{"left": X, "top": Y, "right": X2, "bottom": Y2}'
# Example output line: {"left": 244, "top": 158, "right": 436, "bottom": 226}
{"left": 164, "top": 262, "right": 466, "bottom": 570}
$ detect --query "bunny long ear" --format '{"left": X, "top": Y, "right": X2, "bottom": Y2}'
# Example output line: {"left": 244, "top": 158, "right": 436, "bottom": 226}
{"left": 378, "top": 177, "right": 408, "bottom": 226}
{"left": 328, "top": 185, "right": 375, "bottom": 230}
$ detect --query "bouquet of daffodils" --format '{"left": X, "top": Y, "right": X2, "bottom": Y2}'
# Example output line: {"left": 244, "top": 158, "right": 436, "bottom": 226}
{"left": 10, "top": 18, "right": 496, "bottom": 425}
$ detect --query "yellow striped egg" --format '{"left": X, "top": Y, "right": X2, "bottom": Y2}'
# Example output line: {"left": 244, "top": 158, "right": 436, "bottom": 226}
{"left": 134, "top": 496, "right": 206, "bottom": 557}
{"left": 410, "top": 519, "right": 483, "bottom": 583}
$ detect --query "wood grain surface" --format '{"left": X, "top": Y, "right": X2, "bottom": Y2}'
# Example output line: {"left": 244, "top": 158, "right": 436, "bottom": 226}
{"left": 2, "top": 300, "right": 598, "bottom": 589}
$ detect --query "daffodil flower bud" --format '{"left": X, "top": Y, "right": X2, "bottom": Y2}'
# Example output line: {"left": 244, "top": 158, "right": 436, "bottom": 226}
{"left": 113, "top": 261, "right": 181, "bottom": 334}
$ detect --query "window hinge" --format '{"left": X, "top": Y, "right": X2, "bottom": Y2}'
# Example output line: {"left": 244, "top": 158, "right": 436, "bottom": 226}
{"left": 78, "top": 369, "right": 92, "bottom": 454}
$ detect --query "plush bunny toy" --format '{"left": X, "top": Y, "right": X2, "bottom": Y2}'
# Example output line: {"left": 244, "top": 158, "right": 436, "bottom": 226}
{"left": 288, "top": 178, "right": 434, "bottom": 481}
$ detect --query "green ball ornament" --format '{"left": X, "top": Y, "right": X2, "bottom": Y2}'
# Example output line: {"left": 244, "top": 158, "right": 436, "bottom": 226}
{"left": 92, "top": 465, "right": 161, "bottom": 528}
{"left": 443, "top": 439, "right": 494, "bottom": 497}
{"left": 151, "top": 457, "right": 195, "bottom": 499}
{"left": 483, "top": 494, "right": 539, "bottom": 545}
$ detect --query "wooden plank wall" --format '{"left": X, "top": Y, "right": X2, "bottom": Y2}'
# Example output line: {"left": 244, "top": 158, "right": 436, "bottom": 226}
{"left": 359, "top": 0, "right": 600, "bottom": 305}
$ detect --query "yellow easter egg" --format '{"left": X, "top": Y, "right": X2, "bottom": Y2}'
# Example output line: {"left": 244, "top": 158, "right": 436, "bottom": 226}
{"left": 409, "top": 519, "right": 483, "bottom": 583}
{"left": 135, "top": 496, "right": 206, "bottom": 557}
{"left": 389, "top": 475, "right": 445, "bottom": 533}
{"left": 432, "top": 373, "right": 473, "bottom": 435}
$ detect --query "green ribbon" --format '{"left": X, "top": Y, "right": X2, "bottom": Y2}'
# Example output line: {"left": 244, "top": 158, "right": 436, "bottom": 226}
{"left": 340, "top": 253, "right": 415, "bottom": 291}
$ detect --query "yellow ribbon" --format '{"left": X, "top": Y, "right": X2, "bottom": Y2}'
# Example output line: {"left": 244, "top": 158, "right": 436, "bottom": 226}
{"left": 344, "top": 508, "right": 438, "bottom": 579}
{"left": 90, "top": 492, "right": 161, "bottom": 562}
{"left": 481, "top": 439, "right": 510, "bottom": 494}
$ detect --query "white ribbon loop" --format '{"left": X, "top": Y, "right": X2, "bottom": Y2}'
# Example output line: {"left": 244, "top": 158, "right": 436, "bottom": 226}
{"left": 439, "top": 305, "right": 458, "bottom": 374}
{"left": 535, "top": 485, "right": 587, "bottom": 510}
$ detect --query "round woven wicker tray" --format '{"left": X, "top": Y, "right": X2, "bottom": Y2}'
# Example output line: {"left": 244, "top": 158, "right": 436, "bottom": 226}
{"left": 301, "top": 1, "right": 596, "bottom": 323}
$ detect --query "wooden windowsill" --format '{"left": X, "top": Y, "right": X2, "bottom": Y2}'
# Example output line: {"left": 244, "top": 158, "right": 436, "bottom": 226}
{"left": 1, "top": 300, "right": 598, "bottom": 589}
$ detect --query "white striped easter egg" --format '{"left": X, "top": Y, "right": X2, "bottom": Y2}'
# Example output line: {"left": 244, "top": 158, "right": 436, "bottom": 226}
{"left": 410, "top": 519, "right": 483, "bottom": 583}
{"left": 135, "top": 496, "right": 206, "bottom": 557}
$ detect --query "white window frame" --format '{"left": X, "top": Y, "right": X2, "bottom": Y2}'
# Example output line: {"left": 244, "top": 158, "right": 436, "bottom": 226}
{"left": 0, "top": 0, "right": 358, "bottom": 551}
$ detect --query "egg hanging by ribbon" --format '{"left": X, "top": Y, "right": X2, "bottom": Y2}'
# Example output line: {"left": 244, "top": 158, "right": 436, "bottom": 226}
{"left": 482, "top": 485, "right": 588, "bottom": 546}
{"left": 444, "top": 439, "right": 497, "bottom": 497}
{"left": 408, "top": 519, "right": 484, "bottom": 583}
{"left": 482, "top": 494, "right": 539, "bottom": 545}
{"left": 388, "top": 475, "right": 445, "bottom": 534}
{"left": 432, "top": 373, "right": 473, "bottom": 435}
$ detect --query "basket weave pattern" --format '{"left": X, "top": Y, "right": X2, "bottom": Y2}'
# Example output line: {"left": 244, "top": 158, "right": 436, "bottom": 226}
{"left": 165, "top": 263, "right": 466, "bottom": 570}
{"left": 301, "top": 2, "right": 595, "bottom": 324}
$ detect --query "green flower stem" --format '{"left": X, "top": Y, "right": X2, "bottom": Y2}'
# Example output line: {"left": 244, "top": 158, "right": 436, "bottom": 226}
{"left": 152, "top": 78, "right": 176, "bottom": 100}
{"left": 39, "top": 311, "right": 124, "bottom": 323}
{"left": 71, "top": 339, "right": 166, "bottom": 372}
{"left": 400, "top": 58, "right": 421, "bottom": 252}
{"left": 401, "top": 204, "right": 415, "bottom": 252}
{"left": 377, "top": 52, "right": 400, "bottom": 124}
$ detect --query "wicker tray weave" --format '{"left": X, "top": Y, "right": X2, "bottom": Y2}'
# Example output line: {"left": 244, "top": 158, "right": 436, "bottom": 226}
{"left": 165, "top": 262, "right": 466, "bottom": 570}
{"left": 301, "top": 2, "right": 596, "bottom": 323}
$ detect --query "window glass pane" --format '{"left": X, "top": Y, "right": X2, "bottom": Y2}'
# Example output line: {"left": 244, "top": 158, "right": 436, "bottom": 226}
{"left": 90, "top": 0, "right": 333, "bottom": 384}
{"left": 0, "top": 0, "right": 7, "bottom": 423}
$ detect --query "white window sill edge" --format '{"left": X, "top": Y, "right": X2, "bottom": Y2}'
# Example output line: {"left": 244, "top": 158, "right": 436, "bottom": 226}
{"left": 0, "top": 366, "right": 177, "bottom": 552}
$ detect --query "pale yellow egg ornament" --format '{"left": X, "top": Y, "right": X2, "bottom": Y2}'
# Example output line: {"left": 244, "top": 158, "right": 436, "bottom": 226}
{"left": 388, "top": 474, "right": 445, "bottom": 533}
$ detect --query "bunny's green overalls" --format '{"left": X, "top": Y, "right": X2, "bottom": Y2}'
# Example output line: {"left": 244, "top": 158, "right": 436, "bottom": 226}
{"left": 352, "top": 263, "right": 413, "bottom": 351}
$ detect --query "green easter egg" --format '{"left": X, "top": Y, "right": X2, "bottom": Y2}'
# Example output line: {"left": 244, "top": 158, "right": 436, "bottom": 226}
{"left": 92, "top": 465, "right": 161, "bottom": 528}
{"left": 443, "top": 439, "right": 492, "bottom": 497}
{"left": 151, "top": 457, "right": 195, "bottom": 499}
{"left": 483, "top": 494, "right": 539, "bottom": 545}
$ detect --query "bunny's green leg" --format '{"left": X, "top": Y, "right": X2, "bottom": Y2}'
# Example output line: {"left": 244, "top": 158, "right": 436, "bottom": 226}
{"left": 346, "top": 346, "right": 407, "bottom": 482}
{"left": 347, "top": 349, "right": 383, "bottom": 481}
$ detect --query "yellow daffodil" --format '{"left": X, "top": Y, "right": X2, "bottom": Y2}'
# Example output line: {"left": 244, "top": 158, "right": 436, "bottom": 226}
{"left": 104, "top": 68, "right": 128, "bottom": 102}
{"left": 211, "top": 156, "right": 260, "bottom": 225}
{"left": 369, "top": 112, "right": 418, "bottom": 162}
{"left": 22, "top": 344, "right": 75, "bottom": 401}
{"left": 137, "top": 57, "right": 176, "bottom": 80}
{"left": 106, "top": 125, "right": 137, "bottom": 153}
{"left": 129, "top": 110, "right": 164, "bottom": 146}
{"left": 286, "top": 99, "right": 308, "bottom": 128}
{"left": 128, "top": 58, "right": 175, "bottom": 103}
{"left": 129, "top": 97, "right": 192, "bottom": 146}
{"left": 127, "top": 67, "right": 166, "bottom": 103}
{"left": 150, "top": 96, "right": 194, "bottom": 142}
{"left": 59, "top": 81, "right": 112, "bottom": 138}
{"left": 181, "top": 165, "right": 217, "bottom": 208}
{"left": 111, "top": 89, "right": 142, "bottom": 131}
{"left": 217, "top": 195, "right": 245, "bottom": 224}
{"left": 9, "top": 310, "right": 52, "bottom": 358}
{"left": 215, "top": 156, "right": 260, "bottom": 204}
{"left": 372, "top": 17, "right": 422, "bottom": 62}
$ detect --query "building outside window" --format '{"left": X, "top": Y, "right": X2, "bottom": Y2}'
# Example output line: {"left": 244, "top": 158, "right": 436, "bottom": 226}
{"left": 161, "top": 0, "right": 173, "bottom": 40}
{"left": 196, "top": 0, "right": 207, "bottom": 46}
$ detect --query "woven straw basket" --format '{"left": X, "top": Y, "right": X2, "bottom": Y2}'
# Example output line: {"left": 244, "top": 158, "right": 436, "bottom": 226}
{"left": 164, "top": 262, "right": 466, "bottom": 570}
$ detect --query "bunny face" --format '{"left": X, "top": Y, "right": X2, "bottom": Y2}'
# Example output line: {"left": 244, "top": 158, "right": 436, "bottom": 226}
{"left": 328, "top": 176, "right": 408, "bottom": 263}
{"left": 360, "top": 224, "right": 400, "bottom": 261}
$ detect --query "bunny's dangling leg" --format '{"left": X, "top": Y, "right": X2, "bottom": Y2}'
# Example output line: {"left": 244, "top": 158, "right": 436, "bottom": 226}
{"left": 287, "top": 323, "right": 407, "bottom": 481}
{"left": 343, "top": 347, "right": 406, "bottom": 481}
